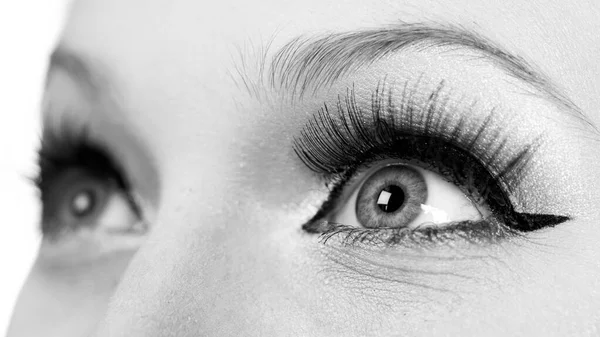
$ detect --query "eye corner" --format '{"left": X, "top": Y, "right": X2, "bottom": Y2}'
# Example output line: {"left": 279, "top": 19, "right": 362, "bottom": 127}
{"left": 508, "top": 212, "right": 571, "bottom": 232}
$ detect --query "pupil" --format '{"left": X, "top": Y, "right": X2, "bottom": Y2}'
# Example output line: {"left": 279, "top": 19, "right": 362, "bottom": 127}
{"left": 70, "top": 190, "right": 96, "bottom": 217}
{"left": 377, "top": 185, "right": 405, "bottom": 213}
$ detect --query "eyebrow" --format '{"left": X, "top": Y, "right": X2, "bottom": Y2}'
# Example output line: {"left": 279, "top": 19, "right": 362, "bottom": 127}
{"left": 46, "top": 47, "right": 112, "bottom": 102}
{"left": 49, "top": 24, "right": 593, "bottom": 130}
{"left": 254, "top": 23, "right": 589, "bottom": 125}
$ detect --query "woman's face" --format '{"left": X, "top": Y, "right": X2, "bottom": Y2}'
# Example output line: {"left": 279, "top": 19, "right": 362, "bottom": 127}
{"left": 8, "top": 0, "right": 600, "bottom": 336}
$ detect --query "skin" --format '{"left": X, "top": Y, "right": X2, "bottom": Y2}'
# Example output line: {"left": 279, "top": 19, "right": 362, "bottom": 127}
{"left": 8, "top": 0, "right": 600, "bottom": 336}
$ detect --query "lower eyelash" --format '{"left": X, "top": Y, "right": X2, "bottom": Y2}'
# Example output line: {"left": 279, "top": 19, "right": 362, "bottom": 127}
{"left": 309, "top": 218, "right": 520, "bottom": 249}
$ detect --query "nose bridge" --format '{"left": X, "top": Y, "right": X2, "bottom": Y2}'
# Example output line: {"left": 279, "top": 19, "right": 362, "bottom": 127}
{"left": 91, "top": 181, "right": 288, "bottom": 336}
{"left": 90, "top": 100, "right": 306, "bottom": 335}
{"left": 91, "top": 213, "right": 233, "bottom": 336}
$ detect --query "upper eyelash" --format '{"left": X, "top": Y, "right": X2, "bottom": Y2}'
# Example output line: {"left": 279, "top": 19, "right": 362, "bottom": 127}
{"left": 293, "top": 78, "right": 536, "bottom": 193}
{"left": 36, "top": 122, "right": 129, "bottom": 193}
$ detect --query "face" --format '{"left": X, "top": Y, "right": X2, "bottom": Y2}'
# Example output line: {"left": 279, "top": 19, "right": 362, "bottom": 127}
{"left": 8, "top": 0, "right": 600, "bottom": 336}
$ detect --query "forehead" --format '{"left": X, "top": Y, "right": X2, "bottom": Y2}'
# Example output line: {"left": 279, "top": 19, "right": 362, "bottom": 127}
{"left": 58, "top": 0, "right": 600, "bottom": 127}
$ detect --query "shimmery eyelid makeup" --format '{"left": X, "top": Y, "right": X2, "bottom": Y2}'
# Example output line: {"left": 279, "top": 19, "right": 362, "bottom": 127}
{"left": 295, "top": 79, "right": 569, "bottom": 247}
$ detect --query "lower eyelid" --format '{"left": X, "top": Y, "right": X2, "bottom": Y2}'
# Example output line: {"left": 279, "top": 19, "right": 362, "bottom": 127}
{"left": 314, "top": 241, "right": 506, "bottom": 302}
{"left": 311, "top": 213, "right": 524, "bottom": 254}
{"left": 38, "top": 229, "right": 146, "bottom": 267}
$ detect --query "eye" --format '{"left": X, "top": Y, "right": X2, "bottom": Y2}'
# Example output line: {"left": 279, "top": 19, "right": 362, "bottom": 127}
{"left": 37, "top": 126, "right": 146, "bottom": 248}
{"left": 41, "top": 167, "right": 141, "bottom": 237}
{"left": 332, "top": 163, "right": 486, "bottom": 230}
{"left": 298, "top": 82, "right": 570, "bottom": 247}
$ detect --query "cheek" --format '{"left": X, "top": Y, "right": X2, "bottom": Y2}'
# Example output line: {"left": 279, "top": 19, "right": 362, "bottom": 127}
{"left": 8, "top": 252, "right": 132, "bottom": 337}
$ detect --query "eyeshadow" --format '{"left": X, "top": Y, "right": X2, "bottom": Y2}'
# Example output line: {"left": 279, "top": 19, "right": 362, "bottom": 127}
{"left": 295, "top": 78, "right": 569, "bottom": 246}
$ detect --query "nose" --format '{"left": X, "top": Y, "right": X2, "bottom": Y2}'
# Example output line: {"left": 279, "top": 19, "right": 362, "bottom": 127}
{"left": 91, "top": 208, "right": 239, "bottom": 335}
{"left": 90, "top": 192, "right": 314, "bottom": 336}
{"left": 90, "top": 109, "right": 324, "bottom": 336}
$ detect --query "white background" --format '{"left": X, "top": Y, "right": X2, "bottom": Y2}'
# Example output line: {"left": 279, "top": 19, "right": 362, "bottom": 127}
{"left": 0, "top": 1, "right": 68, "bottom": 334}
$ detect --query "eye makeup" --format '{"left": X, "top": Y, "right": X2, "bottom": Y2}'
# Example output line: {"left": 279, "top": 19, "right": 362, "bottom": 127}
{"left": 296, "top": 79, "right": 569, "bottom": 247}
{"left": 35, "top": 119, "right": 142, "bottom": 239}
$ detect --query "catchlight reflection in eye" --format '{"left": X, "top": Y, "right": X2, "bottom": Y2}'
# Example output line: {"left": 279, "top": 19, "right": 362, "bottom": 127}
{"left": 71, "top": 189, "right": 96, "bottom": 217}
{"left": 331, "top": 164, "right": 486, "bottom": 229}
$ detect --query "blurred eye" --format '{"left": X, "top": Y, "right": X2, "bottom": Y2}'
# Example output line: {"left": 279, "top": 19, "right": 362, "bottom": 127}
{"left": 36, "top": 126, "right": 146, "bottom": 256}
{"left": 332, "top": 163, "right": 486, "bottom": 230}
{"left": 41, "top": 167, "right": 141, "bottom": 237}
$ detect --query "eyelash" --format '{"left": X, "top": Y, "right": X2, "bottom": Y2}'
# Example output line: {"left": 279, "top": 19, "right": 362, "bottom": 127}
{"left": 35, "top": 120, "right": 139, "bottom": 237}
{"left": 295, "top": 80, "right": 569, "bottom": 247}
{"left": 314, "top": 219, "right": 515, "bottom": 248}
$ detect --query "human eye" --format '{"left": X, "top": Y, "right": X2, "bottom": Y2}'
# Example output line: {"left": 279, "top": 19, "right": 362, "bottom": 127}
{"left": 298, "top": 80, "right": 569, "bottom": 249}
{"left": 36, "top": 119, "right": 147, "bottom": 263}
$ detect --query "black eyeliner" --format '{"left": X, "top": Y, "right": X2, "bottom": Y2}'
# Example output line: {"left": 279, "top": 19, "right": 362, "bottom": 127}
{"left": 295, "top": 79, "right": 569, "bottom": 244}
